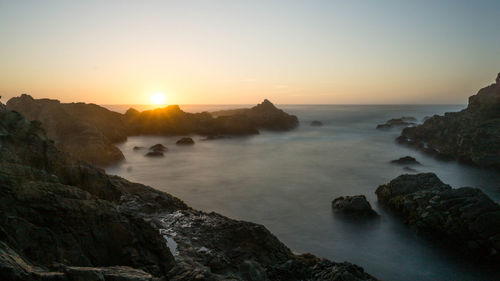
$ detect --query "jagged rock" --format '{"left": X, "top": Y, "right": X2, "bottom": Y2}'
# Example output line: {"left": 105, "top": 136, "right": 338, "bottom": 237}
{"left": 391, "top": 156, "right": 420, "bottom": 165}
{"left": 0, "top": 104, "right": 378, "bottom": 280}
{"left": 376, "top": 117, "right": 416, "bottom": 130}
{"left": 332, "top": 195, "right": 378, "bottom": 218}
{"left": 176, "top": 137, "right": 194, "bottom": 145}
{"left": 398, "top": 72, "right": 500, "bottom": 169}
{"left": 310, "top": 120, "right": 323, "bottom": 126}
{"left": 376, "top": 173, "right": 500, "bottom": 260}
{"left": 149, "top": 144, "right": 167, "bottom": 152}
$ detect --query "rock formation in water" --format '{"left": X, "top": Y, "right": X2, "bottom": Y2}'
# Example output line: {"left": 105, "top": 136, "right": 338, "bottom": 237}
{"left": 376, "top": 173, "right": 500, "bottom": 260}
{"left": 7, "top": 95, "right": 298, "bottom": 165}
{"left": 397, "top": 73, "right": 500, "bottom": 169}
{"left": 390, "top": 156, "right": 420, "bottom": 165}
{"left": 210, "top": 99, "right": 299, "bottom": 131}
{"left": 376, "top": 117, "right": 416, "bottom": 130}
{"left": 0, "top": 104, "right": 377, "bottom": 280}
{"left": 331, "top": 195, "right": 378, "bottom": 218}
{"left": 6, "top": 94, "right": 126, "bottom": 166}
{"left": 176, "top": 137, "right": 194, "bottom": 145}
{"left": 310, "top": 120, "right": 323, "bottom": 126}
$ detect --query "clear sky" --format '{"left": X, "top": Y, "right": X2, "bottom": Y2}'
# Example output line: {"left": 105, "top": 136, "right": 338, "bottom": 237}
{"left": 0, "top": 0, "right": 499, "bottom": 105}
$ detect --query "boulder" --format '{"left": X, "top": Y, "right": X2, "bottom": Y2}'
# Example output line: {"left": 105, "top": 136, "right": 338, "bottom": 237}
{"left": 331, "top": 195, "right": 378, "bottom": 218}
{"left": 149, "top": 144, "right": 167, "bottom": 152}
{"left": 376, "top": 173, "right": 500, "bottom": 260}
{"left": 145, "top": 151, "right": 164, "bottom": 157}
{"left": 176, "top": 137, "right": 195, "bottom": 145}
{"left": 390, "top": 156, "right": 420, "bottom": 165}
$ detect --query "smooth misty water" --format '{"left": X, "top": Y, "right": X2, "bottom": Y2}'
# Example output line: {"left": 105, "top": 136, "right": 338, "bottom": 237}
{"left": 105, "top": 105, "right": 500, "bottom": 281}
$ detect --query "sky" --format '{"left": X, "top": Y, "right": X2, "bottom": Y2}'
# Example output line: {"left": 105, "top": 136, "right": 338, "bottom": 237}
{"left": 0, "top": 0, "right": 499, "bottom": 105}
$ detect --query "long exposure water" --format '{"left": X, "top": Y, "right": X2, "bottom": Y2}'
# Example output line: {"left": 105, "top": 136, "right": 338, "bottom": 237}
{"left": 105, "top": 104, "right": 500, "bottom": 281}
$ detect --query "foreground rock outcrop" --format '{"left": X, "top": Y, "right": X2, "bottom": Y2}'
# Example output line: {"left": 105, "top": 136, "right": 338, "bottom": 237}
{"left": 7, "top": 95, "right": 298, "bottom": 165}
{"left": 376, "top": 173, "right": 500, "bottom": 260}
{"left": 0, "top": 104, "right": 376, "bottom": 280}
{"left": 397, "top": 72, "right": 500, "bottom": 169}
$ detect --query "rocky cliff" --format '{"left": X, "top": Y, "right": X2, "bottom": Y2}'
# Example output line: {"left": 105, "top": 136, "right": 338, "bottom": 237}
{"left": 0, "top": 104, "right": 376, "bottom": 280}
{"left": 376, "top": 173, "right": 500, "bottom": 260}
{"left": 397, "top": 73, "right": 500, "bottom": 169}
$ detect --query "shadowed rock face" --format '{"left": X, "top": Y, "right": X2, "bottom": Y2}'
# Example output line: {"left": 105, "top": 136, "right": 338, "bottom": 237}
{"left": 398, "top": 72, "right": 500, "bottom": 169}
{"left": 376, "top": 173, "right": 500, "bottom": 260}
{"left": 0, "top": 103, "right": 377, "bottom": 280}
{"left": 6, "top": 94, "right": 126, "bottom": 166}
{"left": 7, "top": 96, "right": 298, "bottom": 165}
{"left": 331, "top": 195, "right": 378, "bottom": 218}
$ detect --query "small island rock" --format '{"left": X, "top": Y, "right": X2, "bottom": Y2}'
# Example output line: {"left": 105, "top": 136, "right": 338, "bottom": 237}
{"left": 176, "top": 137, "right": 195, "bottom": 145}
{"left": 150, "top": 144, "right": 167, "bottom": 152}
{"left": 332, "top": 195, "right": 378, "bottom": 218}
{"left": 145, "top": 151, "right": 164, "bottom": 157}
{"left": 391, "top": 156, "right": 420, "bottom": 165}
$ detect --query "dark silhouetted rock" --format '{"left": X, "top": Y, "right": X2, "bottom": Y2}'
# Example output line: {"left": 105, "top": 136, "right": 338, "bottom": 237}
{"left": 376, "top": 173, "right": 500, "bottom": 260}
{"left": 6, "top": 94, "right": 126, "bottom": 165}
{"left": 376, "top": 117, "right": 416, "bottom": 130}
{"left": 145, "top": 151, "right": 164, "bottom": 157}
{"left": 149, "top": 144, "right": 167, "bottom": 152}
{"left": 332, "top": 195, "right": 378, "bottom": 218}
{"left": 398, "top": 72, "right": 500, "bottom": 169}
{"left": 0, "top": 104, "right": 378, "bottom": 280}
{"left": 176, "top": 137, "right": 195, "bottom": 145}
{"left": 133, "top": 146, "right": 145, "bottom": 150}
{"left": 202, "top": 134, "right": 229, "bottom": 141}
{"left": 310, "top": 120, "right": 323, "bottom": 126}
{"left": 391, "top": 156, "right": 420, "bottom": 165}
{"left": 403, "top": 166, "right": 418, "bottom": 172}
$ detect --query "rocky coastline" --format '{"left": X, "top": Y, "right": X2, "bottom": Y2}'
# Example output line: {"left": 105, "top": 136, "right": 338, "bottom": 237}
{"left": 6, "top": 95, "right": 298, "bottom": 166}
{"left": 0, "top": 104, "right": 376, "bottom": 280}
{"left": 397, "top": 73, "right": 500, "bottom": 169}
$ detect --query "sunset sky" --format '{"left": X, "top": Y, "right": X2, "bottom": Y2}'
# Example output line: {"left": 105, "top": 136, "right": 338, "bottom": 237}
{"left": 1, "top": 0, "right": 499, "bottom": 105}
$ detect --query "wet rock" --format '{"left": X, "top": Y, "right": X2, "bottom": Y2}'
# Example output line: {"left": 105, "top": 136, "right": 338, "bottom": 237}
{"left": 376, "top": 117, "right": 416, "bottom": 130}
{"left": 332, "top": 195, "right": 378, "bottom": 218}
{"left": 376, "top": 173, "right": 500, "bottom": 260}
{"left": 150, "top": 144, "right": 167, "bottom": 152}
{"left": 145, "top": 151, "right": 164, "bottom": 157}
{"left": 398, "top": 72, "right": 500, "bottom": 169}
{"left": 176, "top": 137, "right": 195, "bottom": 145}
{"left": 391, "top": 156, "right": 420, "bottom": 165}
{"left": 310, "top": 120, "right": 323, "bottom": 126}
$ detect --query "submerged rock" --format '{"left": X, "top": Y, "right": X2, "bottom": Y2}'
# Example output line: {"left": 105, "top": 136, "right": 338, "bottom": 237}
{"left": 310, "top": 120, "right": 323, "bottom": 126}
{"left": 176, "top": 137, "right": 195, "bottom": 145}
{"left": 376, "top": 173, "right": 500, "bottom": 260}
{"left": 145, "top": 151, "right": 164, "bottom": 157}
{"left": 398, "top": 72, "right": 500, "bottom": 169}
{"left": 332, "top": 195, "right": 378, "bottom": 218}
{"left": 391, "top": 156, "right": 421, "bottom": 165}
{"left": 376, "top": 117, "right": 416, "bottom": 130}
{"left": 150, "top": 143, "right": 167, "bottom": 152}
{"left": 133, "top": 146, "right": 145, "bottom": 150}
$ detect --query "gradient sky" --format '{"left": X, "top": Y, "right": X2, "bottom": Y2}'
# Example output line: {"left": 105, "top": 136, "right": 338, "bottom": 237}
{"left": 1, "top": 0, "right": 499, "bottom": 105}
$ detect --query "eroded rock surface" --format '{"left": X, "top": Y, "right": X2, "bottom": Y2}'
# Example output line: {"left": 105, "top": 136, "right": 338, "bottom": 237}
{"left": 376, "top": 173, "right": 500, "bottom": 259}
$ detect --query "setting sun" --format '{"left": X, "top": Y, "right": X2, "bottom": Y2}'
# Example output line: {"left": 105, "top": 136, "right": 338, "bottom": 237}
{"left": 150, "top": 92, "right": 166, "bottom": 105}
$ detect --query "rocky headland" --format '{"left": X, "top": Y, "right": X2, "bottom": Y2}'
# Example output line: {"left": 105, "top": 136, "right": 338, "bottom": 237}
{"left": 7, "top": 95, "right": 298, "bottom": 165}
{"left": 397, "top": 72, "right": 500, "bottom": 169}
{"left": 0, "top": 104, "right": 376, "bottom": 280}
{"left": 376, "top": 173, "right": 500, "bottom": 260}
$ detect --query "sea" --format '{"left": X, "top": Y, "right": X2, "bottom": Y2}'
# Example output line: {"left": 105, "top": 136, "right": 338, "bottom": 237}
{"left": 104, "top": 104, "right": 500, "bottom": 281}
